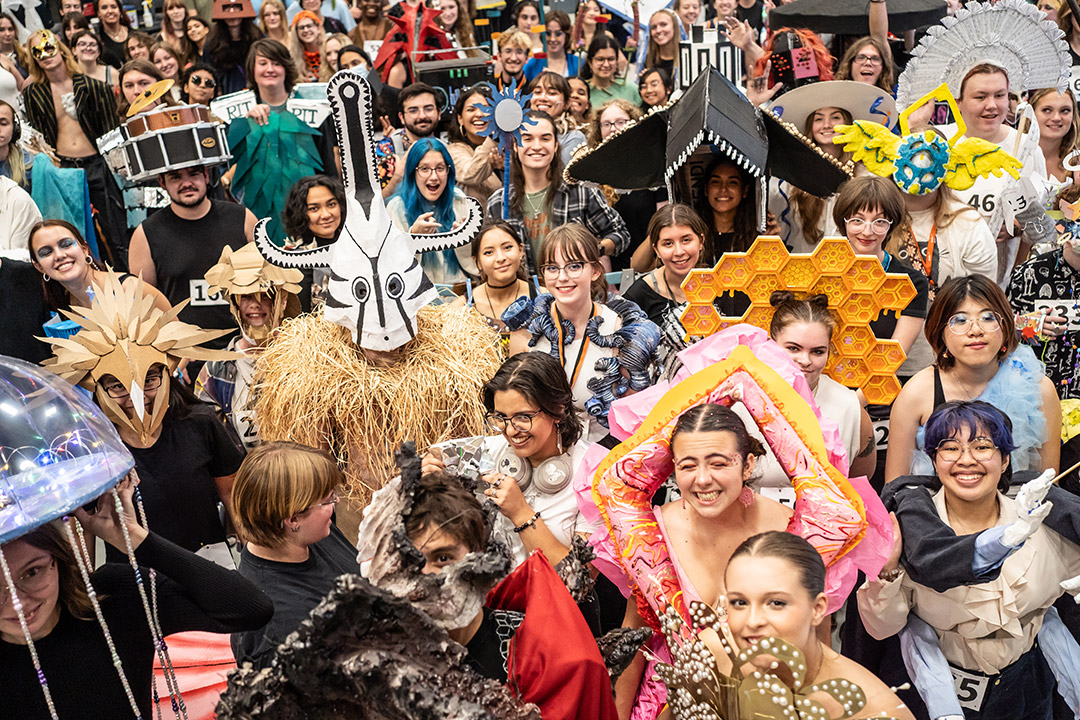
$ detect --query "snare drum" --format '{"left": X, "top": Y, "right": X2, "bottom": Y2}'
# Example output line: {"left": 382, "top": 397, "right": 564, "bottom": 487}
{"left": 120, "top": 121, "right": 231, "bottom": 182}
{"left": 105, "top": 103, "right": 232, "bottom": 183}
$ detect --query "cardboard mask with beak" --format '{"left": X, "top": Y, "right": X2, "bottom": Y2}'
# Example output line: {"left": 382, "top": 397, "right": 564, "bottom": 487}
{"left": 204, "top": 244, "right": 303, "bottom": 345}
{"left": 40, "top": 273, "right": 237, "bottom": 443}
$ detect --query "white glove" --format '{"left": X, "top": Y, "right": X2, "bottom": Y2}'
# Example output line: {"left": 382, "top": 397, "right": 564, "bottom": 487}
{"left": 1001, "top": 468, "right": 1055, "bottom": 547}
{"left": 1062, "top": 574, "right": 1080, "bottom": 603}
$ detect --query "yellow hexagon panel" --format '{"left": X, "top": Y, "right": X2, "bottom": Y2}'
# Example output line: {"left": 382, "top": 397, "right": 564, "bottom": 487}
{"left": 863, "top": 373, "right": 903, "bottom": 405}
{"left": 845, "top": 257, "right": 886, "bottom": 294}
{"left": 812, "top": 237, "right": 857, "bottom": 274}
{"left": 744, "top": 272, "right": 785, "bottom": 304}
{"left": 832, "top": 324, "right": 875, "bottom": 358}
{"left": 680, "top": 303, "right": 723, "bottom": 336}
{"left": 683, "top": 270, "right": 720, "bottom": 304}
{"left": 678, "top": 235, "right": 916, "bottom": 404}
{"left": 864, "top": 340, "right": 907, "bottom": 375}
{"left": 779, "top": 257, "right": 816, "bottom": 293}
{"left": 744, "top": 236, "right": 789, "bottom": 273}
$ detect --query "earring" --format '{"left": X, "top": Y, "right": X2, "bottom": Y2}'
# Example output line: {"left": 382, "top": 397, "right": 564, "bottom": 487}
{"left": 942, "top": 349, "right": 950, "bottom": 359}
{"left": 85, "top": 255, "right": 92, "bottom": 264}
{"left": 43, "top": 273, "right": 50, "bottom": 282}
{"left": 1001, "top": 345, "right": 1007, "bottom": 353}
{"left": 556, "top": 422, "right": 563, "bottom": 455}
{"left": 738, "top": 485, "right": 755, "bottom": 507}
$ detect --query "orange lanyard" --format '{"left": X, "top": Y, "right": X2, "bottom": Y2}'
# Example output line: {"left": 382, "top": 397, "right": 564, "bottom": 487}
{"left": 915, "top": 224, "right": 937, "bottom": 283}
{"left": 554, "top": 303, "right": 596, "bottom": 388}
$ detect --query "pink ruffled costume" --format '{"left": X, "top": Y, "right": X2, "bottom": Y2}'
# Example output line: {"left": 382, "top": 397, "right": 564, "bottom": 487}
{"left": 574, "top": 325, "right": 893, "bottom": 720}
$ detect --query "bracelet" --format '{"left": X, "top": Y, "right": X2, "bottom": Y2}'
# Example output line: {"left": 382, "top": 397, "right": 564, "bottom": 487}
{"left": 878, "top": 566, "right": 903, "bottom": 582}
{"left": 513, "top": 511, "right": 541, "bottom": 533}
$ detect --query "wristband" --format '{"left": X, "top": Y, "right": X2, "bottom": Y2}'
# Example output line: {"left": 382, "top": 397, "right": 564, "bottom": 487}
{"left": 513, "top": 511, "right": 541, "bottom": 533}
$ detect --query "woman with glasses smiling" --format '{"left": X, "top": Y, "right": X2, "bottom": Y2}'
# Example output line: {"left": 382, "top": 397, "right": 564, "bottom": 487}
{"left": 387, "top": 137, "right": 476, "bottom": 284}
{"left": 836, "top": 37, "right": 894, "bottom": 94}
{"left": 583, "top": 34, "right": 640, "bottom": 110}
{"left": 833, "top": 175, "right": 929, "bottom": 357}
{"left": 886, "top": 275, "right": 1060, "bottom": 482}
{"left": 230, "top": 441, "right": 361, "bottom": 669}
{"left": 422, "top": 351, "right": 586, "bottom": 570}
{"left": 508, "top": 223, "right": 660, "bottom": 441}
{"left": 861, "top": 401, "right": 1078, "bottom": 720}
{"left": 0, "top": 474, "right": 272, "bottom": 718}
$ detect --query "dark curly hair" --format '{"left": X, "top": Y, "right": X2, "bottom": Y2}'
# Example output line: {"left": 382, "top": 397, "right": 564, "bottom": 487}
{"left": 482, "top": 352, "right": 583, "bottom": 451}
{"left": 180, "top": 62, "right": 220, "bottom": 102}
{"left": 282, "top": 175, "right": 346, "bottom": 243}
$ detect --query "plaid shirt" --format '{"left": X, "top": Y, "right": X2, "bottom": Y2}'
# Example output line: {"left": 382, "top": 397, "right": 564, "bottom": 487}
{"left": 487, "top": 182, "right": 631, "bottom": 271}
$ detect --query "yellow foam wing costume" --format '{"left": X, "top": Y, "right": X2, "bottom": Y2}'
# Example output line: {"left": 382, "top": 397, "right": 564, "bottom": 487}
{"left": 832, "top": 120, "right": 901, "bottom": 176}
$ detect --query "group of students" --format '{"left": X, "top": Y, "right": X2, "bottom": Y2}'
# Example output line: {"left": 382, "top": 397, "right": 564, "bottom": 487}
{"left": 6, "top": 0, "right": 1080, "bottom": 719}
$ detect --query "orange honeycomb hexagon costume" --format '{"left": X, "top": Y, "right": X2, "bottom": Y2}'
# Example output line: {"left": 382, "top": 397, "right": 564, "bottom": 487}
{"left": 679, "top": 236, "right": 916, "bottom": 404}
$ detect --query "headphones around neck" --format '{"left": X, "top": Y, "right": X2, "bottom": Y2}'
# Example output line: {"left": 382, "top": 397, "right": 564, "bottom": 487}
{"left": 493, "top": 442, "right": 573, "bottom": 495}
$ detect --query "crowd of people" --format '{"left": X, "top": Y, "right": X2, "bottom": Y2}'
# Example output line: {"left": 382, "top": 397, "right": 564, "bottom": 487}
{"left": 5, "top": 0, "right": 1080, "bottom": 718}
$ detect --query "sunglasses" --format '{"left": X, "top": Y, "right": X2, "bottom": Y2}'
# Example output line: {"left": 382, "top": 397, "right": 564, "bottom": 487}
{"left": 188, "top": 75, "right": 216, "bottom": 88}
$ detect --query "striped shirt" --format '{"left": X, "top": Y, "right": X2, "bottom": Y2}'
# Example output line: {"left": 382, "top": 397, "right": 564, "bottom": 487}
{"left": 22, "top": 73, "right": 119, "bottom": 151}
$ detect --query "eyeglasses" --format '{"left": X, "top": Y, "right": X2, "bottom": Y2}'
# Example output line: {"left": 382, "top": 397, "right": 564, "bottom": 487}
{"left": 296, "top": 22, "right": 318, "bottom": 31}
{"left": 0, "top": 558, "right": 56, "bottom": 606}
{"left": 416, "top": 164, "right": 448, "bottom": 177}
{"left": 594, "top": 55, "right": 617, "bottom": 65}
{"left": 844, "top": 217, "right": 893, "bottom": 234}
{"left": 601, "top": 118, "right": 629, "bottom": 132}
{"left": 934, "top": 437, "right": 999, "bottom": 463}
{"left": 540, "top": 261, "right": 590, "bottom": 278}
{"left": 101, "top": 372, "right": 163, "bottom": 399}
{"left": 854, "top": 53, "right": 882, "bottom": 65}
{"left": 75, "top": 42, "right": 98, "bottom": 51}
{"left": 946, "top": 310, "right": 1002, "bottom": 335}
{"left": 485, "top": 410, "right": 543, "bottom": 433}
{"left": 310, "top": 490, "right": 339, "bottom": 508}
{"left": 188, "top": 75, "right": 216, "bottom": 88}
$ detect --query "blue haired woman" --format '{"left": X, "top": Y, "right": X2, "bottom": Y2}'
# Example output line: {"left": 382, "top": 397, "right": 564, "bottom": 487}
{"left": 386, "top": 137, "right": 477, "bottom": 285}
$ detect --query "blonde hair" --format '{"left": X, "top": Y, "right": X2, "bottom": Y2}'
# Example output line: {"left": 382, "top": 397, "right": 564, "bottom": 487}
{"left": 0, "top": 101, "right": 26, "bottom": 187}
{"left": 498, "top": 28, "right": 532, "bottom": 52}
{"left": 320, "top": 32, "right": 350, "bottom": 80}
{"left": 644, "top": 9, "right": 680, "bottom": 71}
{"left": 231, "top": 441, "right": 343, "bottom": 548}
{"left": 26, "top": 31, "right": 82, "bottom": 84}
{"left": 539, "top": 223, "right": 608, "bottom": 301}
{"left": 258, "top": 0, "right": 289, "bottom": 40}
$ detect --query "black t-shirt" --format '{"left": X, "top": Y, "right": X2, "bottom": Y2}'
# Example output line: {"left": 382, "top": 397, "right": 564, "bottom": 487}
{"left": 108, "top": 403, "right": 245, "bottom": 561}
{"left": 141, "top": 200, "right": 248, "bottom": 348}
{"left": 465, "top": 607, "right": 523, "bottom": 684}
{"left": 869, "top": 254, "right": 929, "bottom": 340}
{"left": 0, "top": 258, "right": 51, "bottom": 363}
{"left": 231, "top": 524, "right": 361, "bottom": 669}
{"left": 0, "top": 533, "right": 272, "bottom": 720}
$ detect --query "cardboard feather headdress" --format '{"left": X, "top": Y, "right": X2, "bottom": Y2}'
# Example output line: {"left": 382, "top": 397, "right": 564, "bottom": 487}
{"left": 896, "top": 0, "right": 1070, "bottom": 109}
{"left": 253, "top": 72, "right": 484, "bottom": 352}
{"left": 204, "top": 244, "right": 304, "bottom": 345}
{"left": 40, "top": 273, "right": 235, "bottom": 443}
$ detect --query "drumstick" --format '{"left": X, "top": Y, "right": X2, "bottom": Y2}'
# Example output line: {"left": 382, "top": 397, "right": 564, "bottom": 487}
{"left": 1051, "top": 459, "right": 1080, "bottom": 485}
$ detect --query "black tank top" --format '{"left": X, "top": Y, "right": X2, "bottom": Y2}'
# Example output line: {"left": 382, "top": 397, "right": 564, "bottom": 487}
{"left": 933, "top": 366, "right": 947, "bottom": 409}
{"left": 143, "top": 200, "right": 247, "bottom": 349}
